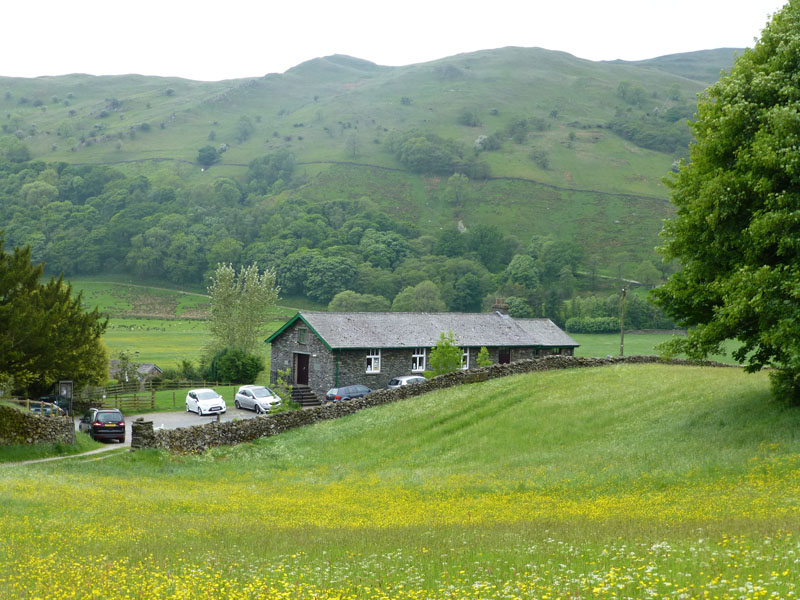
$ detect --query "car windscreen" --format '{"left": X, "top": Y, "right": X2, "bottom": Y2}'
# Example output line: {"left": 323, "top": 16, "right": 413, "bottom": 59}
{"left": 196, "top": 390, "right": 220, "bottom": 400}
{"left": 97, "top": 412, "right": 123, "bottom": 423}
{"left": 251, "top": 387, "right": 274, "bottom": 398}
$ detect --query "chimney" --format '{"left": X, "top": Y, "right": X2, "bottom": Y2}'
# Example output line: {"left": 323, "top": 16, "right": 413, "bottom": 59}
{"left": 492, "top": 297, "right": 509, "bottom": 315}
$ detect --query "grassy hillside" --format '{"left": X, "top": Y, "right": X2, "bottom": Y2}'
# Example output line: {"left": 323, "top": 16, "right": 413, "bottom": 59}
{"left": 1, "top": 47, "right": 733, "bottom": 195}
{"left": 614, "top": 48, "right": 741, "bottom": 84}
{"left": 0, "top": 48, "right": 738, "bottom": 278}
{"left": 2, "top": 364, "right": 797, "bottom": 597}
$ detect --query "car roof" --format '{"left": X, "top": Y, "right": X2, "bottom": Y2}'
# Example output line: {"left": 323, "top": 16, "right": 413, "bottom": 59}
{"left": 189, "top": 388, "right": 216, "bottom": 393}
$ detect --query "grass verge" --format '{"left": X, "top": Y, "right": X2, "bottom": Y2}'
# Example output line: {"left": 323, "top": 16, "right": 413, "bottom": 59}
{"left": 0, "top": 432, "right": 101, "bottom": 464}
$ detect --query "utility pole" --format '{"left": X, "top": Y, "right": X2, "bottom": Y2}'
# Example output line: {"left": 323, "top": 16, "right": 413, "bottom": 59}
{"left": 620, "top": 286, "right": 627, "bottom": 357}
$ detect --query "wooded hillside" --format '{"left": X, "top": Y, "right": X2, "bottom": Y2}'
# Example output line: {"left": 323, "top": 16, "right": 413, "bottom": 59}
{"left": 0, "top": 46, "right": 737, "bottom": 321}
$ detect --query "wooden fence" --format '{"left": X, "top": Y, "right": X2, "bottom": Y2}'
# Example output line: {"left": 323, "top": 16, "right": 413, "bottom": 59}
{"left": 80, "top": 380, "right": 228, "bottom": 403}
{"left": 99, "top": 391, "right": 156, "bottom": 412}
{"left": 8, "top": 399, "right": 66, "bottom": 417}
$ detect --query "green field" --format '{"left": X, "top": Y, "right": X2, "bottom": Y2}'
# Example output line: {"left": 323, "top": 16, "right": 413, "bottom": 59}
{"left": 1, "top": 363, "right": 797, "bottom": 598}
{"left": 65, "top": 278, "right": 296, "bottom": 370}
{"left": 572, "top": 332, "right": 741, "bottom": 364}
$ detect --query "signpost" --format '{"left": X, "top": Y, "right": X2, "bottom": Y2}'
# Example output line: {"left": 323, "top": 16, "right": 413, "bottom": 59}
{"left": 58, "top": 380, "right": 73, "bottom": 415}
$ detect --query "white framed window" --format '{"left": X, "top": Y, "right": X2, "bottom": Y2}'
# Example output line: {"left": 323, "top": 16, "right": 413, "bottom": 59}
{"left": 366, "top": 349, "right": 381, "bottom": 373}
{"left": 297, "top": 327, "right": 307, "bottom": 344}
{"left": 461, "top": 348, "right": 470, "bottom": 370}
{"left": 411, "top": 347, "right": 426, "bottom": 372}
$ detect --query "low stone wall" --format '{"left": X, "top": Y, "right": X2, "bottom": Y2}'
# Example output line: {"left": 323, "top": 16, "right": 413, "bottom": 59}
{"left": 0, "top": 405, "right": 76, "bottom": 446}
{"left": 132, "top": 355, "right": 734, "bottom": 454}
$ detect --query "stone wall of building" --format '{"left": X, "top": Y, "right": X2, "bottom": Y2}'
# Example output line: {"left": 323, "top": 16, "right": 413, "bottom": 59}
{"left": 134, "top": 355, "right": 734, "bottom": 454}
{"left": 284, "top": 344, "right": 572, "bottom": 399}
{"left": 269, "top": 319, "right": 336, "bottom": 399}
{"left": 0, "top": 405, "right": 76, "bottom": 446}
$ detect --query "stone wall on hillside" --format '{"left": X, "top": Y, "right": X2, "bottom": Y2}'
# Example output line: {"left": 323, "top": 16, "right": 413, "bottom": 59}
{"left": 133, "top": 355, "right": 736, "bottom": 454}
{"left": 0, "top": 405, "right": 76, "bottom": 446}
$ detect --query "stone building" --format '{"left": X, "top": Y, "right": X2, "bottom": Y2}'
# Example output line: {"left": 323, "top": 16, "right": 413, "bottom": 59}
{"left": 265, "top": 310, "right": 578, "bottom": 405}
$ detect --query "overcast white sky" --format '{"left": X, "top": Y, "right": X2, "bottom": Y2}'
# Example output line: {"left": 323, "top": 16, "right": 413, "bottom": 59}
{"left": 2, "top": 0, "right": 788, "bottom": 81}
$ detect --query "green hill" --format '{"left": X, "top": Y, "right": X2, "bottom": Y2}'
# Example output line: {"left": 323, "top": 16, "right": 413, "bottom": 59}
{"left": 612, "top": 48, "right": 741, "bottom": 84}
{"left": 2, "top": 363, "right": 798, "bottom": 597}
{"left": 0, "top": 47, "right": 739, "bottom": 309}
{"left": 1, "top": 46, "right": 735, "bottom": 193}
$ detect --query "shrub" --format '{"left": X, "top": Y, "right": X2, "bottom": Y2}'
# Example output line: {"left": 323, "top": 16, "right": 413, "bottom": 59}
{"left": 206, "top": 348, "right": 263, "bottom": 384}
{"left": 457, "top": 107, "right": 481, "bottom": 127}
{"left": 565, "top": 316, "right": 621, "bottom": 333}
{"left": 423, "top": 331, "right": 463, "bottom": 378}
{"left": 272, "top": 368, "right": 299, "bottom": 411}
{"left": 476, "top": 347, "right": 492, "bottom": 367}
{"left": 197, "top": 145, "right": 219, "bottom": 166}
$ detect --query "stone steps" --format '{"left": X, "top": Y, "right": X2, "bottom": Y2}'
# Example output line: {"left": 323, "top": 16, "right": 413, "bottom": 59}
{"left": 291, "top": 385, "right": 321, "bottom": 407}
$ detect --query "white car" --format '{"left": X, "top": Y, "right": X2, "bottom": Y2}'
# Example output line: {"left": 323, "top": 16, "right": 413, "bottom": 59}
{"left": 387, "top": 375, "right": 427, "bottom": 389}
{"left": 234, "top": 385, "right": 282, "bottom": 414}
{"left": 186, "top": 388, "right": 227, "bottom": 416}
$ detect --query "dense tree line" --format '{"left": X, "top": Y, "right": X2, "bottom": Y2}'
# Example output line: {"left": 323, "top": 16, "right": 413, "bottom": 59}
{"left": 0, "top": 144, "right": 673, "bottom": 326}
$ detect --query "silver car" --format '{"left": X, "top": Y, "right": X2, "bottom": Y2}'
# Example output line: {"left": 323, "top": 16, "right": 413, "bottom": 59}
{"left": 387, "top": 375, "right": 427, "bottom": 389}
{"left": 234, "top": 385, "right": 282, "bottom": 414}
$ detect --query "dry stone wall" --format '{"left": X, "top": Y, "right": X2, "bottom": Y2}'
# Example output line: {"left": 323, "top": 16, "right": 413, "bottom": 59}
{"left": 0, "top": 405, "right": 76, "bottom": 446}
{"left": 133, "top": 355, "right": 735, "bottom": 454}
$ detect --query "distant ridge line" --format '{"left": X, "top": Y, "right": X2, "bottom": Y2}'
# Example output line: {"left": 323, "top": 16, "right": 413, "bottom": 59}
{"left": 72, "top": 158, "right": 668, "bottom": 202}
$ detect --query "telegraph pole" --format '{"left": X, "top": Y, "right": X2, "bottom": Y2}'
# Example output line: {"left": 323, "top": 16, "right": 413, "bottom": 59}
{"left": 620, "top": 286, "right": 627, "bottom": 357}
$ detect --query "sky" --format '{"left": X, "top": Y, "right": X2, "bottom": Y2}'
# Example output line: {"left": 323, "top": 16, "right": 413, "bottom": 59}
{"left": 2, "top": 0, "right": 789, "bottom": 81}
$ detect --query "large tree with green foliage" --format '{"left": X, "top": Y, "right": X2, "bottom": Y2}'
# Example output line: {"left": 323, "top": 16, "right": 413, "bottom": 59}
{"left": 0, "top": 235, "right": 108, "bottom": 393}
{"left": 652, "top": 2, "right": 800, "bottom": 402}
{"left": 207, "top": 263, "right": 279, "bottom": 356}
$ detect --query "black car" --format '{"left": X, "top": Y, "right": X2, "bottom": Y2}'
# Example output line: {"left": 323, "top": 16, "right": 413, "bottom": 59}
{"left": 78, "top": 408, "right": 126, "bottom": 442}
{"left": 325, "top": 384, "right": 373, "bottom": 402}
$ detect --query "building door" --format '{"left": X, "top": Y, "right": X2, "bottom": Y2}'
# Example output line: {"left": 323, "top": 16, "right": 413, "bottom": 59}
{"left": 498, "top": 347, "right": 511, "bottom": 364}
{"left": 294, "top": 353, "right": 309, "bottom": 385}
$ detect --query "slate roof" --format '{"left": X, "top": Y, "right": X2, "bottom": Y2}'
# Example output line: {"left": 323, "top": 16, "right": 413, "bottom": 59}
{"left": 266, "top": 312, "right": 579, "bottom": 350}
{"left": 513, "top": 319, "right": 579, "bottom": 348}
{"left": 109, "top": 361, "right": 163, "bottom": 377}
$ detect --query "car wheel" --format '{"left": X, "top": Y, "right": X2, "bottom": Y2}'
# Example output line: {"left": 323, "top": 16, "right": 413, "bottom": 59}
{"left": 255, "top": 404, "right": 264, "bottom": 415}
{"left": 197, "top": 407, "right": 202, "bottom": 416}
{"left": 234, "top": 399, "right": 241, "bottom": 409}
{"left": 186, "top": 404, "right": 190, "bottom": 412}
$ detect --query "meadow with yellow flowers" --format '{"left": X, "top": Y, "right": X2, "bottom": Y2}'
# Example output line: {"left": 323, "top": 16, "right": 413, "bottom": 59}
{"left": 2, "top": 363, "right": 799, "bottom": 598}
